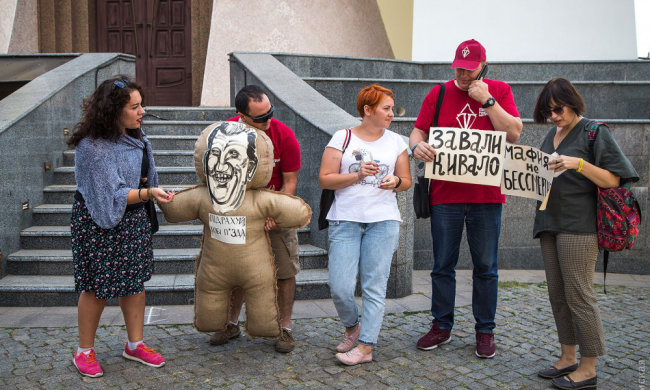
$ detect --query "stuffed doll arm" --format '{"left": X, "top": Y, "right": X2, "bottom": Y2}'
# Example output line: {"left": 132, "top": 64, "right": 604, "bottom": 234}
{"left": 158, "top": 186, "right": 203, "bottom": 223}
{"left": 256, "top": 190, "right": 312, "bottom": 229}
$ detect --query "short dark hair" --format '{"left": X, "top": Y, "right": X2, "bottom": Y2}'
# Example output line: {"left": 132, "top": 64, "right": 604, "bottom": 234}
{"left": 533, "top": 78, "right": 586, "bottom": 123}
{"left": 235, "top": 85, "right": 266, "bottom": 115}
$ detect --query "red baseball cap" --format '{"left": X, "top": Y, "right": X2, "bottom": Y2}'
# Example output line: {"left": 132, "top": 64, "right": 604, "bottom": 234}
{"left": 451, "top": 39, "right": 486, "bottom": 70}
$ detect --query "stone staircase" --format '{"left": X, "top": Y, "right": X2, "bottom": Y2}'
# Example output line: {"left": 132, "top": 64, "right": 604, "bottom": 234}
{"left": 0, "top": 107, "right": 330, "bottom": 306}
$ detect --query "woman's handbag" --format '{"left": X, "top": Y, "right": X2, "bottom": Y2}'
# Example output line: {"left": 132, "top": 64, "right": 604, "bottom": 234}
{"left": 412, "top": 83, "right": 445, "bottom": 219}
{"left": 318, "top": 129, "right": 352, "bottom": 230}
{"left": 144, "top": 198, "right": 159, "bottom": 234}
{"left": 413, "top": 176, "right": 431, "bottom": 219}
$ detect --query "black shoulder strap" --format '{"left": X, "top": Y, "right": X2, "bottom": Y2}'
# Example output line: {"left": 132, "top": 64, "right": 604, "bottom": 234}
{"left": 433, "top": 83, "right": 446, "bottom": 127}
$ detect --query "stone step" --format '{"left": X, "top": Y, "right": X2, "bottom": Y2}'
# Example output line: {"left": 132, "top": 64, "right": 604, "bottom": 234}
{"left": 7, "top": 244, "right": 327, "bottom": 275}
{"left": 304, "top": 77, "right": 650, "bottom": 120}
{"left": 147, "top": 135, "right": 200, "bottom": 150}
{"left": 144, "top": 106, "right": 236, "bottom": 121}
{"left": 142, "top": 120, "right": 216, "bottom": 136}
{"left": 53, "top": 166, "right": 201, "bottom": 185}
{"left": 20, "top": 225, "right": 203, "bottom": 249}
{"left": 62, "top": 149, "right": 195, "bottom": 166}
{"left": 0, "top": 268, "right": 330, "bottom": 306}
{"left": 19, "top": 225, "right": 317, "bottom": 251}
{"left": 275, "top": 54, "right": 650, "bottom": 81}
{"left": 43, "top": 184, "right": 196, "bottom": 204}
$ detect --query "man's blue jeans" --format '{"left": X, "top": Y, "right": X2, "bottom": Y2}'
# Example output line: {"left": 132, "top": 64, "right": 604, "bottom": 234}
{"left": 429, "top": 203, "right": 501, "bottom": 333}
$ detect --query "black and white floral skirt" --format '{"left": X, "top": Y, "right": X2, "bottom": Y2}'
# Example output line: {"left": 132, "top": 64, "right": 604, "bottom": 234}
{"left": 71, "top": 200, "right": 154, "bottom": 299}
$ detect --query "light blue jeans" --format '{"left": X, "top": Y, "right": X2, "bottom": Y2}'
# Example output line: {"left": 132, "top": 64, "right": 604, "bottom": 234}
{"left": 327, "top": 220, "right": 400, "bottom": 346}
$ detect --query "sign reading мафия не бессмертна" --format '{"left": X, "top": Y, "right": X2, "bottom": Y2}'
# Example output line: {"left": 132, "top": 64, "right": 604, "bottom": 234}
{"left": 425, "top": 127, "right": 554, "bottom": 202}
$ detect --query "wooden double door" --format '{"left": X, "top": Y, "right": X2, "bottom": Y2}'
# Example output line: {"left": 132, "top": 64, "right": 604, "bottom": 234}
{"left": 96, "top": 0, "right": 192, "bottom": 106}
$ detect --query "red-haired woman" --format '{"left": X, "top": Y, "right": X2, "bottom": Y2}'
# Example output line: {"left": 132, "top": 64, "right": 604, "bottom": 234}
{"left": 319, "top": 84, "right": 411, "bottom": 365}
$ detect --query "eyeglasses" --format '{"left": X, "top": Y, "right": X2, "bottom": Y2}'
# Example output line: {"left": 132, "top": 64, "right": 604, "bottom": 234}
{"left": 241, "top": 105, "right": 274, "bottom": 123}
{"left": 112, "top": 79, "right": 128, "bottom": 89}
{"left": 542, "top": 105, "right": 565, "bottom": 118}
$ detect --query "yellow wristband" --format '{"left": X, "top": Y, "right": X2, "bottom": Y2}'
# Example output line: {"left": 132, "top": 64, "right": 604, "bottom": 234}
{"left": 147, "top": 187, "right": 153, "bottom": 200}
{"left": 577, "top": 158, "right": 584, "bottom": 172}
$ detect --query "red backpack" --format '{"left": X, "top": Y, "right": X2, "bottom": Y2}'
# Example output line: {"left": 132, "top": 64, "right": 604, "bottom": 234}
{"left": 587, "top": 122, "right": 642, "bottom": 292}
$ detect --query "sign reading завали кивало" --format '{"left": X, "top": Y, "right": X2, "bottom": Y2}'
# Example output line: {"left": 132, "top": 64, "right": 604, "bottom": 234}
{"left": 425, "top": 127, "right": 554, "bottom": 202}
{"left": 425, "top": 127, "right": 506, "bottom": 187}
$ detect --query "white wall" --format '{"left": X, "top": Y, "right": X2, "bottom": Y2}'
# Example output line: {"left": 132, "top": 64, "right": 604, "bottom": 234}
{"left": 412, "top": 0, "right": 637, "bottom": 62}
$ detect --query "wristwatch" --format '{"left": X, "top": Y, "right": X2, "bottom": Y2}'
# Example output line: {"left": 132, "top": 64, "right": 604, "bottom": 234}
{"left": 482, "top": 97, "right": 496, "bottom": 109}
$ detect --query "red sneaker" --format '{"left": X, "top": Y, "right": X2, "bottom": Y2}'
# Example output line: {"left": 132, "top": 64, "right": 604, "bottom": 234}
{"left": 123, "top": 343, "right": 166, "bottom": 367}
{"left": 475, "top": 332, "right": 496, "bottom": 358}
{"left": 73, "top": 349, "right": 103, "bottom": 377}
{"left": 416, "top": 322, "right": 451, "bottom": 350}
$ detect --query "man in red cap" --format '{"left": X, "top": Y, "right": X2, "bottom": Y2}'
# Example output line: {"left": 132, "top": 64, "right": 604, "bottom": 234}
{"left": 409, "top": 39, "right": 522, "bottom": 359}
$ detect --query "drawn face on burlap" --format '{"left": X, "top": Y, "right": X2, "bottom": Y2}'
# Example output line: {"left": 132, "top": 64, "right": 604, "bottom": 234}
{"left": 203, "top": 122, "right": 258, "bottom": 213}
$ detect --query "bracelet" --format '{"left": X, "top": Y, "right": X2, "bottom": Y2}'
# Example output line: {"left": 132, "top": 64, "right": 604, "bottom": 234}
{"left": 147, "top": 187, "right": 153, "bottom": 201}
{"left": 394, "top": 176, "right": 402, "bottom": 189}
{"left": 137, "top": 188, "right": 144, "bottom": 202}
{"left": 410, "top": 143, "right": 418, "bottom": 154}
{"left": 577, "top": 158, "right": 584, "bottom": 172}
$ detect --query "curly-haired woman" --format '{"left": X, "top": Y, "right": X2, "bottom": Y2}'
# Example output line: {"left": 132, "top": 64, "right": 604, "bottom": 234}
{"left": 67, "top": 76, "right": 175, "bottom": 377}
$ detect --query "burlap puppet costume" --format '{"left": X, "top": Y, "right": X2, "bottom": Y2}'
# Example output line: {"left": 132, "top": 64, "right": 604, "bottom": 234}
{"left": 159, "top": 121, "right": 311, "bottom": 337}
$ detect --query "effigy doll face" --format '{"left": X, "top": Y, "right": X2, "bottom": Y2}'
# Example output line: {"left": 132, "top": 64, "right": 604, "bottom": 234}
{"left": 204, "top": 122, "right": 258, "bottom": 213}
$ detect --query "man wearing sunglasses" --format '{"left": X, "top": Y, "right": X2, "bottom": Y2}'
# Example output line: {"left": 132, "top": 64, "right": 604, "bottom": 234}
{"left": 409, "top": 39, "right": 523, "bottom": 360}
{"left": 210, "top": 85, "right": 301, "bottom": 353}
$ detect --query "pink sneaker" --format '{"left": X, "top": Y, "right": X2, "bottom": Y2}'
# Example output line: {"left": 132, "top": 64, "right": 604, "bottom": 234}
{"left": 335, "top": 347, "right": 373, "bottom": 366}
{"left": 73, "top": 349, "right": 103, "bottom": 377}
{"left": 122, "top": 343, "right": 166, "bottom": 367}
{"left": 336, "top": 324, "right": 360, "bottom": 352}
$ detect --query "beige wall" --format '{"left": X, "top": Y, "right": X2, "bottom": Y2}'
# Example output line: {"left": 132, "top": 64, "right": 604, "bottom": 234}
{"left": 201, "top": 0, "right": 394, "bottom": 106}
{"left": 377, "top": 0, "right": 412, "bottom": 60}
{"left": 0, "top": 0, "right": 18, "bottom": 53}
{"left": 7, "top": 0, "right": 38, "bottom": 53}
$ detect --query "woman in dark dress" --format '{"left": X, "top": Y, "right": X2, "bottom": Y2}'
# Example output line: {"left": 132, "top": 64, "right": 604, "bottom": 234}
{"left": 532, "top": 78, "right": 638, "bottom": 390}
{"left": 67, "top": 77, "right": 175, "bottom": 377}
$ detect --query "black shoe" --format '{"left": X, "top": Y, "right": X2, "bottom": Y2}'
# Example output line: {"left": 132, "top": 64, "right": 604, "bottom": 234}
{"left": 551, "top": 374, "right": 597, "bottom": 389}
{"left": 537, "top": 363, "right": 579, "bottom": 379}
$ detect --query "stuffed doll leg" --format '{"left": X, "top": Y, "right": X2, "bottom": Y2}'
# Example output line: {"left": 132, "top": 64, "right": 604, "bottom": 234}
{"left": 193, "top": 279, "right": 231, "bottom": 332}
{"left": 242, "top": 271, "right": 281, "bottom": 338}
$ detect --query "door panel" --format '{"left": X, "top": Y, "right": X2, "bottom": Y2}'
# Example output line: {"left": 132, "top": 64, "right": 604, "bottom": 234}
{"left": 96, "top": 0, "right": 192, "bottom": 106}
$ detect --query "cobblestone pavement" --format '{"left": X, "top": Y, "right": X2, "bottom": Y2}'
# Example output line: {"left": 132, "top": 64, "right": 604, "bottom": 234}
{"left": 0, "top": 282, "right": 647, "bottom": 389}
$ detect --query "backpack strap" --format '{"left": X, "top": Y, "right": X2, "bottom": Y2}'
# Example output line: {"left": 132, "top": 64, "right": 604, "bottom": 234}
{"left": 432, "top": 83, "right": 446, "bottom": 128}
{"left": 342, "top": 128, "right": 352, "bottom": 152}
{"left": 586, "top": 120, "right": 608, "bottom": 144}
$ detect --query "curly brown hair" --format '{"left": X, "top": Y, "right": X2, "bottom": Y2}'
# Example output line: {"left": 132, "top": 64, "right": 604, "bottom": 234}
{"left": 67, "top": 76, "right": 145, "bottom": 147}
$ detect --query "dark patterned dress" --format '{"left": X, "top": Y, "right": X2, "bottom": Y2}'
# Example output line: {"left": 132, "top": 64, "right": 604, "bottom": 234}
{"left": 71, "top": 199, "right": 154, "bottom": 299}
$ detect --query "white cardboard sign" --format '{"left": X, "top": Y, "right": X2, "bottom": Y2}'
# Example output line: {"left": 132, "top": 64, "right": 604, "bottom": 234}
{"left": 208, "top": 214, "right": 247, "bottom": 244}
{"left": 425, "top": 127, "right": 507, "bottom": 187}
{"left": 501, "top": 144, "right": 554, "bottom": 201}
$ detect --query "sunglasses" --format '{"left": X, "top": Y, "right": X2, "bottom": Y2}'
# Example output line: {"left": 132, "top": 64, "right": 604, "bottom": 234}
{"left": 241, "top": 105, "right": 274, "bottom": 123}
{"left": 112, "top": 79, "right": 128, "bottom": 89}
{"left": 542, "top": 105, "right": 564, "bottom": 118}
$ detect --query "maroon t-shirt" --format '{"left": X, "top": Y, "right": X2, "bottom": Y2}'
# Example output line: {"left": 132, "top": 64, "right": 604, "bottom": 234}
{"left": 414, "top": 79, "right": 520, "bottom": 205}
{"left": 228, "top": 117, "right": 301, "bottom": 190}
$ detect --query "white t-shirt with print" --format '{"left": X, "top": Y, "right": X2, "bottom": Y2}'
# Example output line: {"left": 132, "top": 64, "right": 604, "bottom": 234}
{"left": 325, "top": 129, "right": 407, "bottom": 223}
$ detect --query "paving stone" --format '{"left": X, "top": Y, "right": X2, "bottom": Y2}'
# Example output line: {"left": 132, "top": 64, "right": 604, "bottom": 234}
{"left": 0, "top": 284, "right": 648, "bottom": 388}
